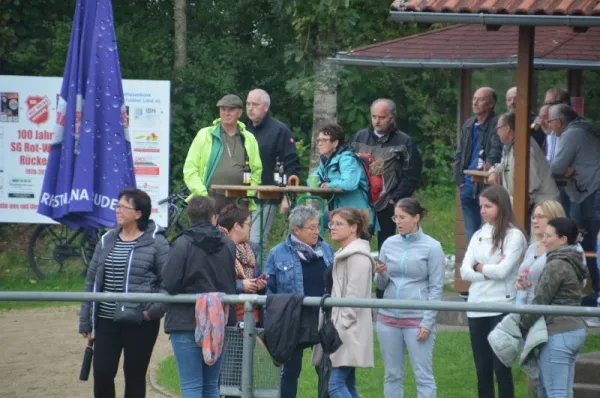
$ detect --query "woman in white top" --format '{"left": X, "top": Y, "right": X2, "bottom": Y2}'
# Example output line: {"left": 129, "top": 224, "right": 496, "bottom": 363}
{"left": 515, "top": 200, "right": 585, "bottom": 304}
{"left": 460, "top": 185, "right": 527, "bottom": 398}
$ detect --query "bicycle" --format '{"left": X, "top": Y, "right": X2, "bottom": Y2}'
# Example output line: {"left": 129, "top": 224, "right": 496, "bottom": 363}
{"left": 28, "top": 225, "right": 99, "bottom": 280}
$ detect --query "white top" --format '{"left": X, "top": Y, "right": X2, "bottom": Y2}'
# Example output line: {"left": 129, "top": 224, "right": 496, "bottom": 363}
{"left": 460, "top": 223, "right": 528, "bottom": 318}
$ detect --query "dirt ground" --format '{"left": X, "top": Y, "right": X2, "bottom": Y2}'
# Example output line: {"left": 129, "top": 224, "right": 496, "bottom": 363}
{"left": 0, "top": 306, "right": 173, "bottom": 398}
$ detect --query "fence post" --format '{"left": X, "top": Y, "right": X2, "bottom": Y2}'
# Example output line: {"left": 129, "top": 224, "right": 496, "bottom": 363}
{"left": 240, "top": 300, "right": 255, "bottom": 398}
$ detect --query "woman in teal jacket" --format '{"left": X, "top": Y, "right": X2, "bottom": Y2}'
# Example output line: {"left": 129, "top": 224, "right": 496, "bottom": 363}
{"left": 310, "top": 123, "right": 377, "bottom": 231}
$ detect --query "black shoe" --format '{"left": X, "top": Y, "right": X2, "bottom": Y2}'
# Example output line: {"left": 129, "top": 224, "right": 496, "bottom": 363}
{"left": 459, "top": 292, "right": 469, "bottom": 301}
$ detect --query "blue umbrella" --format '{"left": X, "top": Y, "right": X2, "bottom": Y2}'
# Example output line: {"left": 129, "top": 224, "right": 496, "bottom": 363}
{"left": 38, "top": 0, "right": 135, "bottom": 231}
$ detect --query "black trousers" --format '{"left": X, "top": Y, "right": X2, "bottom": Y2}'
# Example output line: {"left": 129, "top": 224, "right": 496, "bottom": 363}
{"left": 468, "top": 315, "right": 514, "bottom": 398}
{"left": 376, "top": 202, "right": 396, "bottom": 251}
{"left": 93, "top": 317, "right": 160, "bottom": 398}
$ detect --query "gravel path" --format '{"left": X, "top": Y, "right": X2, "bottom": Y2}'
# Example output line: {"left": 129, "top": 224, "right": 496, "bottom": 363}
{"left": 0, "top": 306, "right": 173, "bottom": 398}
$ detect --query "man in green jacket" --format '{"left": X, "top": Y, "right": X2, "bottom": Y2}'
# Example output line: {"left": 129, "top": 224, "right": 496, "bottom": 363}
{"left": 183, "top": 94, "right": 262, "bottom": 211}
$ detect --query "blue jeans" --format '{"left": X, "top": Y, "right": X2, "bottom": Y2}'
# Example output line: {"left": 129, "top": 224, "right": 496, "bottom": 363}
{"left": 537, "top": 328, "right": 587, "bottom": 398}
{"left": 460, "top": 184, "right": 482, "bottom": 242}
{"left": 329, "top": 367, "right": 359, "bottom": 398}
{"left": 170, "top": 331, "right": 224, "bottom": 398}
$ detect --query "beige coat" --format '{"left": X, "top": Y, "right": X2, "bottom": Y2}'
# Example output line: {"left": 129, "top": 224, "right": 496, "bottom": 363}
{"left": 491, "top": 138, "right": 559, "bottom": 205}
{"left": 322, "top": 238, "right": 375, "bottom": 368}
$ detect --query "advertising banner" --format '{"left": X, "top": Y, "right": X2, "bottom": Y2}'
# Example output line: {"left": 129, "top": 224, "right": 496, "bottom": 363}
{"left": 0, "top": 76, "right": 170, "bottom": 226}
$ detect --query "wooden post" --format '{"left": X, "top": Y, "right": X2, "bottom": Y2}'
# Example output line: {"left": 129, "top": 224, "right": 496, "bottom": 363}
{"left": 455, "top": 69, "right": 472, "bottom": 293}
{"left": 514, "top": 26, "right": 535, "bottom": 228}
{"left": 567, "top": 69, "right": 583, "bottom": 97}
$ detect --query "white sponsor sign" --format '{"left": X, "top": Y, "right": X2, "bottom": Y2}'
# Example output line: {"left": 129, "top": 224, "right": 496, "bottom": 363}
{"left": 0, "top": 75, "right": 171, "bottom": 226}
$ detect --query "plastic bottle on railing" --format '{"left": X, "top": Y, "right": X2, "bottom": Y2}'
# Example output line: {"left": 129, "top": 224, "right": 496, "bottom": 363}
{"left": 515, "top": 269, "right": 531, "bottom": 305}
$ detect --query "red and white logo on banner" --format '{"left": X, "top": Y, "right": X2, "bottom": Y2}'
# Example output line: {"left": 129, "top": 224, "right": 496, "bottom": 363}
{"left": 26, "top": 95, "right": 51, "bottom": 125}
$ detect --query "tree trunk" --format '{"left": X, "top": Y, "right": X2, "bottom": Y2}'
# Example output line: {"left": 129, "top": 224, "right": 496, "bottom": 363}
{"left": 310, "top": 57, "right": 338, "bottom": 172}
{"left": 173, "top": 0, "right": 187, "bottom": 69}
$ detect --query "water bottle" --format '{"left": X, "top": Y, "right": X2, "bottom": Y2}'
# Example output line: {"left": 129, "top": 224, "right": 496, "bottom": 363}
{"left": 515, "top": 269, "right": 531, "bottom": 304}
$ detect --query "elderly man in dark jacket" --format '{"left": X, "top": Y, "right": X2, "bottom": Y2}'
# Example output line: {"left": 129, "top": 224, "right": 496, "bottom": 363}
{"left": 349, "top": 98, "right": 422, "bottom": 251}
{"left": 454, "top": 87, "right": 503, "bottom": 242}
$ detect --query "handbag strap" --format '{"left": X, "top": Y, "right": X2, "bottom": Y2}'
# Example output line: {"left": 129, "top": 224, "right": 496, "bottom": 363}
{"left": 320, "top": 294, "right": 332, "bottom": 319}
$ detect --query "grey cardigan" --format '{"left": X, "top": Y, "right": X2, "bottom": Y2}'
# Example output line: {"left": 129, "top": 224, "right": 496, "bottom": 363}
{"left": 79, "top": 221, "right": 170, "bottom": 333}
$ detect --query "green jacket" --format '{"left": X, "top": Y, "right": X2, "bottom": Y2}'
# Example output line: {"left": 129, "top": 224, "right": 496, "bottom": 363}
{"left": 183, "top": 119, "right": 263, "bottom": 209}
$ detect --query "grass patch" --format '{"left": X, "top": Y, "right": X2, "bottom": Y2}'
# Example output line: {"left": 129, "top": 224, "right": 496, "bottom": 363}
{"left": 156, "top": 331, "right": 600, "bottom": 397}
{"left": 0, "top": 242, "right": 84, "bottom": 311}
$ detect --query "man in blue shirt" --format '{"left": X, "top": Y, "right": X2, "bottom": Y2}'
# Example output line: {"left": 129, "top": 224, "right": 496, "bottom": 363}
{"left": 453, "top": 87, "right": 503, "bottom": 241}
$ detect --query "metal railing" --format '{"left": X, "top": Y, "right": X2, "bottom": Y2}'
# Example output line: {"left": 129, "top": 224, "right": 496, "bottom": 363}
{"left": 2, "top": 291, "right": 600, "bottom": 398}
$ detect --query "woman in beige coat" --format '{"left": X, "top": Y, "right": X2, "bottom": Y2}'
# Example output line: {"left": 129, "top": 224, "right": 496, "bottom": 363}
{"left": 326, "top": 207, "right": 376, "bottom": 398}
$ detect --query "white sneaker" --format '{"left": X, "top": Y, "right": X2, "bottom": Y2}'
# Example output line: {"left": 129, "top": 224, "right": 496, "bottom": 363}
{"left": 584, "top": 317, "right": 600, "bottom": 328}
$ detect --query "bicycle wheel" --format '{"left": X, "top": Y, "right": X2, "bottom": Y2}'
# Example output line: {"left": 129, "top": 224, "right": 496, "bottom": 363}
{"left": 80, "top": 230, "right": 101, "bottom": 275}
{"left": 28, "top": 224, "right": 84, "bottom": 280}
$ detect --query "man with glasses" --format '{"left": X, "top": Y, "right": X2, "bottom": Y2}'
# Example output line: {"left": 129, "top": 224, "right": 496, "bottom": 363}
{"left": 183, "top": 94, "right": 263, "bottom": 213}
{"left": 488, "top": 112, "right": 558, "bottom": 210}
{"left": 549, "top": 103, "right": 600, "bottom": 298}
{"left": 244, "top": 88, "right": 300, "bottom": 246}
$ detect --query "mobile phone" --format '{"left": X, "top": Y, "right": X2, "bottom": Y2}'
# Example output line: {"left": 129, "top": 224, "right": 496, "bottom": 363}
{"left": 258, "top": 274, "right": 270, "bottom": 280}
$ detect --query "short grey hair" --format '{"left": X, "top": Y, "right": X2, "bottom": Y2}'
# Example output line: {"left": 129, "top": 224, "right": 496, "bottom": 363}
{"left": 250, "top": 88, "right": 271, "bottom": 106}
{"left": 549, "top": 104, "right": 578, "bottom": 126}
{"left": 288, "top": 205, "right": 320, "bottom": 234}
{"left": 371, "top": 98, "right": 396, "bottom": 119}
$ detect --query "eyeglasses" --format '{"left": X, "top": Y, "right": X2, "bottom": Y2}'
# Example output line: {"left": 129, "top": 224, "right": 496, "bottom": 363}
{"left": 391, "top": 216, "right": 405, "bottom": 223}
{"left": 328, "top": 221, "right": 348, "bottom": 228}
{"left": 531, "top": 214, "right": 547, "bottom": 221}
{"left": 547, "top": 118, "right": 559, "bottom": 123}
{"left": 497, "top": 124, "right": 508, "bottom": 130}
{"left": 116, "top": 204, "right": 136, "bottom": 211}
{"left": 301, "top": 226, "right": 320, "bottom": 233}
{"left": 316, "top": 138, "right": 331, "bottom": 144}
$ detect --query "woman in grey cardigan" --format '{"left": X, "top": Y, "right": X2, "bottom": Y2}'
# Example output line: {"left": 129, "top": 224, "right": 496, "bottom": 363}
{"left": 375, "top": 198, "right": 445, "bottom": 398}
{"left": 78, "top": 189, "right": 170, "bottom": 398}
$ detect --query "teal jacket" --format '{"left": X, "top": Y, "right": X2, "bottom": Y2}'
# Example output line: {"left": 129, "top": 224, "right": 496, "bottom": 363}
{"left": 310, "top": 147, "right": 377, "bottom": 229}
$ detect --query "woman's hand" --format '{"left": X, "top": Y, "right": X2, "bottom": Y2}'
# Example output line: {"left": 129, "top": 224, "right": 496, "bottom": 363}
{"left": 416, "top": 327, "right": 430, "bottom": 342}
{"left": 81, "top": 332, "right": 93, "bottom": 340}
{"left": 320, "top": 182, "right": 329, "bottom": 189}
{"left": 375, "top": 262, "right": 387, "bottom": 274}
{"left": 514, "top": 272, "right": 532, "bottom": 290}
{"left": 242, "top": 279, "right": 259, "bottom": 293}
{"left": 255, "top": 278, "right": 268, "bottom": 291}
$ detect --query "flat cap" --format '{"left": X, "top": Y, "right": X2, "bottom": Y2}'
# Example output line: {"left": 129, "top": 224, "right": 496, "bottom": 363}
{"left": 216, "top": 94, "right": 243, "bottom": 108}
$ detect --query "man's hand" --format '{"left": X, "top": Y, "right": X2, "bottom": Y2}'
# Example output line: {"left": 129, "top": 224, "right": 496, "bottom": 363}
{"left": 488, "top": 172, "right": 501, "bottom": 185}
{"left": 483, "top": 163, "right": 492, "bottom": 172}
{"left": 416, "top": 327, "right": 431, "bottom": 342}
{"left": 280, "top": 196, "right": 289, "bottom": 215}
{"left": 242, "top": 279, "right": 259, "bottom": 293}
{"left": 143, "top": 311, "right": 151, "bottom": 321}
{"left": 564, "top": 168, "right": 576, "bottom": 178}
{"left": 375, "top": 262, "right": 387, "bottom": 274}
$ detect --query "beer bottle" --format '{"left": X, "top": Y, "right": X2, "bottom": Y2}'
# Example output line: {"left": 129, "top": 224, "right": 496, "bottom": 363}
{"left": 278, "top": 159, "right": 287, "bottom": 186}
{"left": 243, "top": 159, "right": 251, "bottom": 185}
